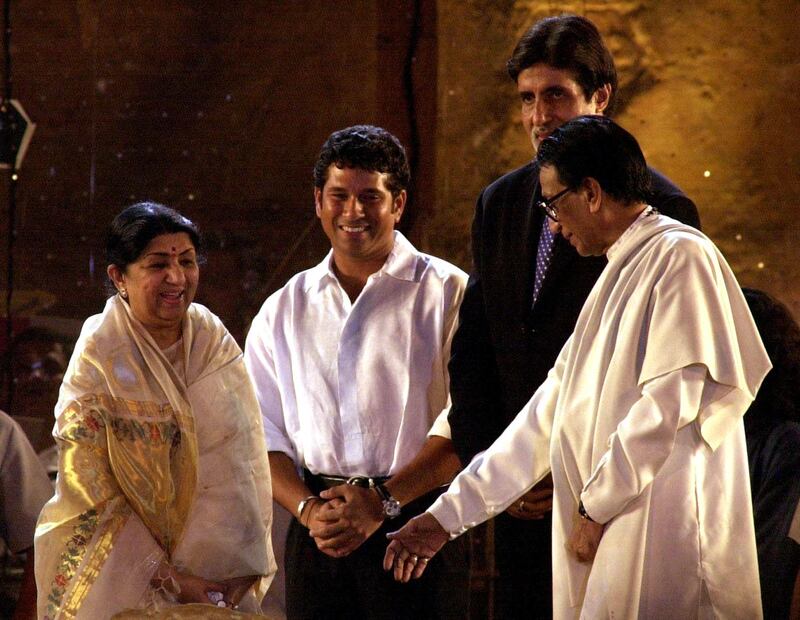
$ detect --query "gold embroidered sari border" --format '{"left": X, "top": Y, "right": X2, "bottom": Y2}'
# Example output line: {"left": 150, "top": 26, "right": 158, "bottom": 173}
{"left": 45, "top": 502, "right": 130, "bottom": 619}
{"left": 63, "top": 393, "right": 178, "bottom": 421}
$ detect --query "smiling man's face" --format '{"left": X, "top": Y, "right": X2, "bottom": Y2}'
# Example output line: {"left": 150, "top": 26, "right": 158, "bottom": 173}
{"left": 315, "top": 165, "right": 405, "bottom": 268}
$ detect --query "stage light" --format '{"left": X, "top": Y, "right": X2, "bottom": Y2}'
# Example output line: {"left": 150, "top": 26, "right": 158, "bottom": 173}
{"left": 0, "top": 99, "right": 36, "bottom": 170}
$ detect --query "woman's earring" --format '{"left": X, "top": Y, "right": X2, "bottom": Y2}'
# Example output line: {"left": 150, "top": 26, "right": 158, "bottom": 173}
{"left": 120, "top": 288, "right": 128, "bottom": 299}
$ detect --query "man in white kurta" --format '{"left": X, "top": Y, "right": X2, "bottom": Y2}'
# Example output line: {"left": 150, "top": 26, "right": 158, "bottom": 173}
{"left": 385, "top": 116, "right": 771, "bottom": 619}
{"left": 245, "top": 125, "right": 470, "bottom": 618}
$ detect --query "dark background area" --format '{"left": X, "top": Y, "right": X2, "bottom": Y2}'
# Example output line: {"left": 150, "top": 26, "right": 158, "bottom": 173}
{"left": 2, "top": 1, "right": 798, "bottom": 348}
{"left": 1, "top": 0, "right": 437, "bottom": 343}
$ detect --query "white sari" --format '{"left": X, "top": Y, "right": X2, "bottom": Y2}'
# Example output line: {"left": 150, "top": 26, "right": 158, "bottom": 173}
{"left": 35, "top": 296, "right": 276, "bottom": 619}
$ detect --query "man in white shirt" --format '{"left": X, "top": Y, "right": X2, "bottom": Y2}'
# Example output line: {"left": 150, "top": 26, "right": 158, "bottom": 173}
{"left": 245, "top": 125, "right": 469, "bottom": 619}
{"left": 384, "top": 116, "right": 771, "bottom": 619}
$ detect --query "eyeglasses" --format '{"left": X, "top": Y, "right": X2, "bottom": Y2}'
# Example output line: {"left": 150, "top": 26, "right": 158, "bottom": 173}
{"left": 537, "top": 187, "right": 573, "bottom": 222}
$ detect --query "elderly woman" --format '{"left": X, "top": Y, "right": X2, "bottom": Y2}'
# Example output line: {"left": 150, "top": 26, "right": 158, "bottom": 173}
{"left": 35, "top": 203, "right": 276, "bottom": 618}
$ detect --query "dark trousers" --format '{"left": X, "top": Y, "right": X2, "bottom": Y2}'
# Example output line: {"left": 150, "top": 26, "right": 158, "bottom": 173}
{"left": 493, "top": 512, "right": 553, "bottom": 619}
{"left": 285, "top": 489, "right": 470, "bottom": 620}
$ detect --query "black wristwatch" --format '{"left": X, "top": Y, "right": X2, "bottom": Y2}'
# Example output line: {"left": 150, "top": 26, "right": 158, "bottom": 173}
{"left": 375, "top": 483, "right": 401, "bottom": 519}
{"left": 578, "top": 500, "right": 595, "bottom": 523}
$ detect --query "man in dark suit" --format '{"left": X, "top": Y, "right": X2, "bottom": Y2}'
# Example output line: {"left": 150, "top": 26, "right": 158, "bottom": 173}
{"left": 447, "top": 14, "right": 700, "bottom": 618}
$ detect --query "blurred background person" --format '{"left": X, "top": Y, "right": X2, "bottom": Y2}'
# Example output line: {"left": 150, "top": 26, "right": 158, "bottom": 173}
{"left": 34, "top": 202, "right": 276, "bottom": 618}
{"left": 7, "top": 327, "right": 74, "bottom": 478}
{"left": 1, "top": 327, "right": 68, "bottom": 615}
{"left": 742, "top": 288, "right": 800, "bottom": 620}
{"left": 0, "top": 409, "right": 53, "bottom": 619}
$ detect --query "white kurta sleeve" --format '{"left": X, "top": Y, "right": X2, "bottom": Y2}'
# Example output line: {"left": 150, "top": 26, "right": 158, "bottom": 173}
{"left": 244, "top": 311, "right": 296, "bottom": 461}
{"left": 428, "top": 364, "right": 561, "bottom": 537}
{"left": 580, "top": 365, "right": 707, "bottom": 524}
{"left": 427, "top": 407, "right": 452, "bottom": 439}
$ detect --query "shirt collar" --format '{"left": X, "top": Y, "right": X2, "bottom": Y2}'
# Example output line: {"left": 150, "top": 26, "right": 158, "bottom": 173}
{"left": 381, "top": 231, "right": 418, "bottom": 282}
{"left": 304, "top": 231, "right": 419, "bottom": 293}
{"left": 606, "top": 205, "right": 656, "bottom": 261}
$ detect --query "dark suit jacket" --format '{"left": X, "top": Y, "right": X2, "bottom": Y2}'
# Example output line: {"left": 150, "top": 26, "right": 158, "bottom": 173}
{"left": 448, "top": 160, "right": 700, "bottom": 464}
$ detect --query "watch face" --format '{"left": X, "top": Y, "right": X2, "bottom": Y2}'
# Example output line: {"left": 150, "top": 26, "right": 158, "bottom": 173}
{"left": 383, "top": 499, "right": 401, "bottom": 518}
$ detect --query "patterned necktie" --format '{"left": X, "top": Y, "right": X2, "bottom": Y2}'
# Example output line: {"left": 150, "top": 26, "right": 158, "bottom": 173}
{"left": 532, "top": 215, "right": 555, "bottom": 305}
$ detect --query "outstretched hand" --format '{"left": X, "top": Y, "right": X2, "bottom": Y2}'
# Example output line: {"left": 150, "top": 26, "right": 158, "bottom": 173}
{"left": 384, "top": 512, "right": 449, "bottom": 582}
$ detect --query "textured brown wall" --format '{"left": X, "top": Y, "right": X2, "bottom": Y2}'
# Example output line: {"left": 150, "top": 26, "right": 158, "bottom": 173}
{"left": 2, "top": 0, "right": 799, "bottom": 349}
{"left": 0, "top": 0, "right": 435, "bottom": 344}
{"left": 431, "top": 0, "right": 800, "bottom": 318}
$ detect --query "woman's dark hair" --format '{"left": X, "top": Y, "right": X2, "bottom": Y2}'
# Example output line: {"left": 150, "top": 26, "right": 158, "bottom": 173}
{"left": 743, "top": 288, "right": 800, "bottom": 426}
{"left": 105, "top": 202, "right": 203, "bottom": 291}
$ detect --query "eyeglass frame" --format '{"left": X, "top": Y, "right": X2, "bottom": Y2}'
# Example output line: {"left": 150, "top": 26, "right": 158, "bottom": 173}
{"left": 536, "top": 186, "right": 574, "bottom": 222}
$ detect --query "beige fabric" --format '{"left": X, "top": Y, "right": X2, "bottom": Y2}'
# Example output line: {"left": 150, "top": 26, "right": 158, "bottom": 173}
{"left": 35, "top": 296, "right": 275, "bottom": 619}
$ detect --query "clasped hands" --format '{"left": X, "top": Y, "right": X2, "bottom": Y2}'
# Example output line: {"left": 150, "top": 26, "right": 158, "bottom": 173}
{"left": 303, "top": 484, "right": 386, "bottom": 557}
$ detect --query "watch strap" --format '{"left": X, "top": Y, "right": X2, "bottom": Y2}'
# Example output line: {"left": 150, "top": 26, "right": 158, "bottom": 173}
{"left": 375, "top": 483, "right": 401, "bottom": 519}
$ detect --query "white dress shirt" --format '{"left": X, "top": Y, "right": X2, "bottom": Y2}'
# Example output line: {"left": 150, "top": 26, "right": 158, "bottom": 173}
{"left": 244, "top": 231, "right": 467, "bottom": 477}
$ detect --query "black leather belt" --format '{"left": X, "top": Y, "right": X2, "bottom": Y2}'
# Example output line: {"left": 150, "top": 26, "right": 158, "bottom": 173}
{"left": 304, "top": 470, "right": 390, "bottom": 493}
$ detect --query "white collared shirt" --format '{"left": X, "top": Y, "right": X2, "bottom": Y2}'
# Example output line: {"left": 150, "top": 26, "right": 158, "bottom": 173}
{"left": 244, "top": 232, "right": 467, "bottom": 477}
